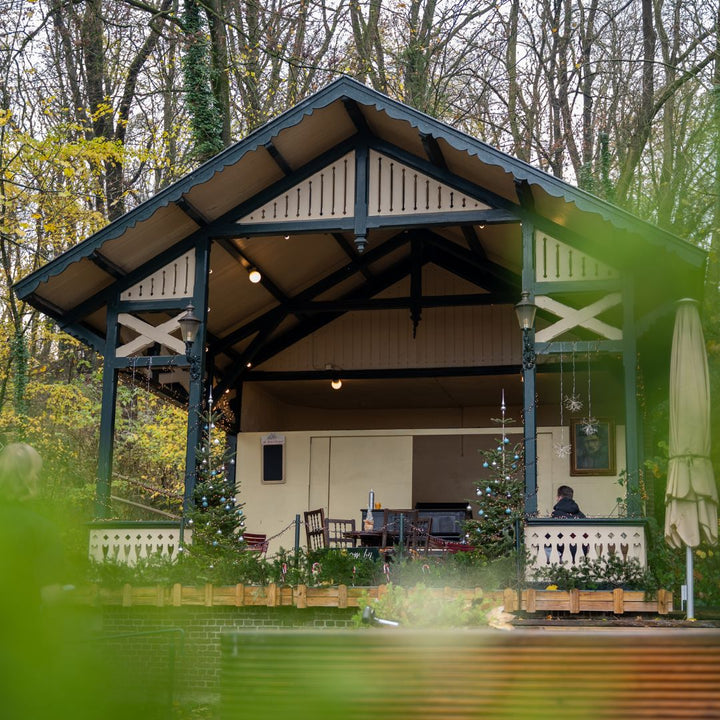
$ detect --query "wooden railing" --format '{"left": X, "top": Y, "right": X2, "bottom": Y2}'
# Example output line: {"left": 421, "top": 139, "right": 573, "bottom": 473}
{"left": 73, "top": 583, "right": 672, "bottom": 614}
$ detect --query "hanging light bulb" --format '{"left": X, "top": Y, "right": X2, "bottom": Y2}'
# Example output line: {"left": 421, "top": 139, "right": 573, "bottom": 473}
{"left": 330, "top": 376, "right": 343, "bottom": 390}
{"left": 247, "top": 267, "right": 262, "bottom": 283}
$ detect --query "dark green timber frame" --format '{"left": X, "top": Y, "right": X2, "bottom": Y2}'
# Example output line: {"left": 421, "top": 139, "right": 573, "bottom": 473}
{"left": 14, "top": 77, "right": 705, "bottom": 521}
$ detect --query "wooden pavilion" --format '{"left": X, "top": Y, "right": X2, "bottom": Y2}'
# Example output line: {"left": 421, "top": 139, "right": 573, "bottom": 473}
{"left": 13, "top": 78, "right": 706, "bottom": 556}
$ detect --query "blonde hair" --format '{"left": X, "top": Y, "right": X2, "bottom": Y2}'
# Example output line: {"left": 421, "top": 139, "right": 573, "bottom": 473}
{"left": 0, "top": 443, "right": 43, "bottom": 500}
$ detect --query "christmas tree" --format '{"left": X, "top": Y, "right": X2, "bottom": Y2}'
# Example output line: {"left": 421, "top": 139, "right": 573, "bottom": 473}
{"left": 184, "top": 409, "right": 246, "bottom": 559}
{"left": 465, "top": 398, "right": 525, "bottom": 559}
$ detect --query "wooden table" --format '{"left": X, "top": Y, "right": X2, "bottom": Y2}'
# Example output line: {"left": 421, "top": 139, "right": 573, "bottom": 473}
{"left": 343, "top": 530, "right": 385, "bottom": 547}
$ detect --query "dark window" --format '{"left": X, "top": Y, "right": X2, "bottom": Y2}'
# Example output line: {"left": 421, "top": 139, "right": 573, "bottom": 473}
{"left": 263, "top": 444, "right": 284, "bottom": 482}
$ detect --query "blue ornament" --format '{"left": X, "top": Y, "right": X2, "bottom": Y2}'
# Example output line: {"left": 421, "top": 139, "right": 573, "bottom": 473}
{"left": 486, "top": 486, "right": 492, "bottom": 493}
{"left": 478, "top": 509, "right": 484, "bottom": 516}
{"left": 482, "top": 461, "right": 489, "bottom": 468}
{"left": 514, "top": 454, "right": 520, "bottom": 460}
{"left": 202, "top": 501, "right": 208, "bottom": 508}
{"left": 220, "top": 497, "right": 226, "bottom": 503}
{"left": 504, "top": 437, "right": 510, "bottom": 444}
{"left": 212, "top": 541, "right": 218, "bottom": 546}
{"left": 505, "top": 508, "right": 512, "bottom": 514}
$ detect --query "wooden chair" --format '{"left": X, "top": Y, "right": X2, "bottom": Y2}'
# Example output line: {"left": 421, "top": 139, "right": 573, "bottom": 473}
{"left": 304, "top": 508, "right": 327, "bottom": 550}
{"left": 324, "top": 518, "right": 357, "bottom": 548}
{"left": 381, "top": 509, "right": 419, "bottom": 548}
{"left": 243, "top": 533, "right": 269, "bottom": 555}
{"left": 406, "top": 516, "right": 433, "bottom": 554}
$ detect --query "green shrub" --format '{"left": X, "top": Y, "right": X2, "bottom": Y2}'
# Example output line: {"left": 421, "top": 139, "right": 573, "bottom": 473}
{"left": 351, "top": 583, "right": 492, "bottom": 628}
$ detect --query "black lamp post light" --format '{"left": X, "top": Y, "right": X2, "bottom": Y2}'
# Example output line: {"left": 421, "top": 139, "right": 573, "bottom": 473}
{"left": 178, "top": 303, "right": 202, "bottom": 381}
{"left": 514, "top": 290, "right": 537, "bottom": 370}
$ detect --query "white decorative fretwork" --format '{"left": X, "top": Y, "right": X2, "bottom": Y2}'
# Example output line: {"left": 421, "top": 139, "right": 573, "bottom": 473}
{"left": 239, "top": 153, "right": 355, "bottom": 224}
{"left": 524, "top": 521, "right": 646, "bottom": 579}
{"left": 367, "top": 151, "right": 489, "bottom": 216}
{"left": 88, "top": 525, "right": 191, "bottom": 566}
{"left": 236, "top": 151, "right": 491, "bottom": 226}
{"left": 535, "top": 232, "right": 618, "bottom": 283}
{"left": 116, "top": 310, "right": 187, "bottom": 357}
{"left": 534, "top": 293, "right": 622, "bottom": 343}
{"left": 121, "top": 251, "right": 195, "bottom": 301}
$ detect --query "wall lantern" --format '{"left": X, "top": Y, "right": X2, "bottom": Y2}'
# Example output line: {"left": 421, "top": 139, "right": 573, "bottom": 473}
{"left": 178, "top": 303, "right": 202, "bottom": 380}
{"left": 514, "top": 290, "right": 537, "bottom": 331}
{"left": 178, "top": 303, "right": 201, "bottom": 352}
{"left": 514, "top": 290, "right": 537, "bottom": 371}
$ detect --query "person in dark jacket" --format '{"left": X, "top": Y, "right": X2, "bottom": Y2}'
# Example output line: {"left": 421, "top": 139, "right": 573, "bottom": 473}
{"left": 551, "top": 485, "right": 585, "bottom": 518}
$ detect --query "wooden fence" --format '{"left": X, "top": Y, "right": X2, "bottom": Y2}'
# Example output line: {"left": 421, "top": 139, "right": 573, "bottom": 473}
{"left": 74, "top": 584, "right": 673, "bottom": 614}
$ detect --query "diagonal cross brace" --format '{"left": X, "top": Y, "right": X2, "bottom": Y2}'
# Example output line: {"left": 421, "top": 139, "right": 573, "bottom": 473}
{"left": 534, "top": 293, "right": 622, "bottom": 342}
{"left": 116, "top": 312, "right": 186, "bottom": 357}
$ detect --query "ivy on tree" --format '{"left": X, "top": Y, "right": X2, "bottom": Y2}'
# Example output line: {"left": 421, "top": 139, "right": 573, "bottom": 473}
{"left": 184, "top": 410, "right": 246, "bottom": 558}
{"left": 466, "top": 418, "right": 525, "bottom": 559}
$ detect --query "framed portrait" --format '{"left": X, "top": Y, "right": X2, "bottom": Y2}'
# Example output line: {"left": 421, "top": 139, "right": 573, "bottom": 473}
{"left": 570, "top": 419, "right": 615, "bottom": 476}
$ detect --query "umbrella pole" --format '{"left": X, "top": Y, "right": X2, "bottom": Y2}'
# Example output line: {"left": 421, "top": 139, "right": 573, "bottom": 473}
{"left": 686, "top": 545, "right": 695, "bottom": 620}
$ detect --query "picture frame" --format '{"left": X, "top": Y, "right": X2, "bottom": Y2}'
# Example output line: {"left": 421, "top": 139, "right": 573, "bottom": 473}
{"left": 570, "top": 419, "right": 615, "bottom": 476}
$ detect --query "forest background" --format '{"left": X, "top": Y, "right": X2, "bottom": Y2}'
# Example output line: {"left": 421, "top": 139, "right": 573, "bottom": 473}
{"left": 2, "top": 0, "right": 720, "bottom": 525}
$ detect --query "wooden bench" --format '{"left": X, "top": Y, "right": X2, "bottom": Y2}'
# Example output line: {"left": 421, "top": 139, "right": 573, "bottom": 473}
{"left": 222, "top": 629, "right": 720, "bottom": 718}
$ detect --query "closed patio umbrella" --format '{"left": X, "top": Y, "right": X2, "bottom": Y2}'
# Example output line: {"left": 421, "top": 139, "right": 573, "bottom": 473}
{"left": 664, "top": 299, "right": 717, "bottom": 618}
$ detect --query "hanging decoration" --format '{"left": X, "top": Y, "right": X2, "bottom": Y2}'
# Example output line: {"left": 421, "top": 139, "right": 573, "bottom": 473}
{"left": 581, "top": 348, "right": 598, "bottom": 435}
{"left": 564, "top": 346, "right": 583, "bottom": 413}
{"left": 553, "top": 352, "right": 572, "bottom": 459}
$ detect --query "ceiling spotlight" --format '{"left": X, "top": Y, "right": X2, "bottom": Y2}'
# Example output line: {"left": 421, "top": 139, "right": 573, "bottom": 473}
{"left": 330, "top": 377, "right": 343, "bottom": 390}
{"left": 247, "top": 267, "right": 262, "bottom": 284}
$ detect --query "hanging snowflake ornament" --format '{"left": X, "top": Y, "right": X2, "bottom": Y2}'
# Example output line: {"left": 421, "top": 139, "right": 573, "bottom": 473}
{"left": 564, "top": 393, "right": 583, "bottom": 413}
{"left": 581, "top": 417, "right": 598, "bottom": 435}
{"left": 553, "top": 440, "right": 572, "bottom": 459}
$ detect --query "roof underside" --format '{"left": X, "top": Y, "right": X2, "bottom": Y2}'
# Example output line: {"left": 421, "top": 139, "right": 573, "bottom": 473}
{"left": 14, "top": 78, "right": 705, "bottom": 415}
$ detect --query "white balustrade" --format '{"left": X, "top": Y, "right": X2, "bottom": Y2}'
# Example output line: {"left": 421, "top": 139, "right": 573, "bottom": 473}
{"left": 525, "top": 520, "right": 647, "bottom": 578}
{"left": 88, "top": 522, "right": 191, "bottom": 565}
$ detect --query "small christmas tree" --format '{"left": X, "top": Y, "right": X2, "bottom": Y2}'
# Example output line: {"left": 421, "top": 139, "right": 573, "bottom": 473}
{"left": 465, "top": 397, "right": 525, "bottom": 559}
{"left": 184, "top": 409, "right": 246, "bottom": 559}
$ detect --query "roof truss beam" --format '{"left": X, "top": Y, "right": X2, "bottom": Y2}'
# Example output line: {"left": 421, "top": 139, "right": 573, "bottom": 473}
{"left": 215, "top": 253, "right": 419, "bottom": 395}
{"left": 209, "top": 231, "right": 411, "bottom": 354}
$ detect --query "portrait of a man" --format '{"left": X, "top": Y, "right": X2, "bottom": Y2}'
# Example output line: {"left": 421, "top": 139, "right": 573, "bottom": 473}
{"left": 570, "top": 419, "right": 615, "bottom": 476}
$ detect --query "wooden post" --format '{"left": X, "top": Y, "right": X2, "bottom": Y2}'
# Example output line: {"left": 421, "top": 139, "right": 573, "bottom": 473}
{"left": 503, "top": 587, "right": 517, "bottom": 612}
{"left": 235, "top": 584, "right": 245, "bottom": 607}
{"left": 172, "top": 583, "right": 182, "bottom": 607}
{"left": 569, "top": 588, "right": 580, "bottom": 614}
{"left": 657, "top": 588, "right": 671, "bottom": 615}
{"left": 623, "top": 276, "right": 641, "bottom": 514}
{"left": 613, "top": 587, "right": 624, "bottom": 614}
{"left": 122, "top": 583, "right": 132, "bottom": 607}
{"left": 295, "top": 584, "right": 307, "bottom": 609}
{"left": 183, "top": 239, "right": 211, "bottom": 519}
{"left": 525, "top": 588, "right": 536, "bottom": 613}
{"left": 337, "top": 584, "right": 348, "bottom": 609}
{"left": 96, "top": 300, "right": 119, "bottom": 518}
{"left": 521, "top": 220, "right": 537, "bottom": 514}
{"left": 204, "top": 582, "right": 213, "bottom": 606}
